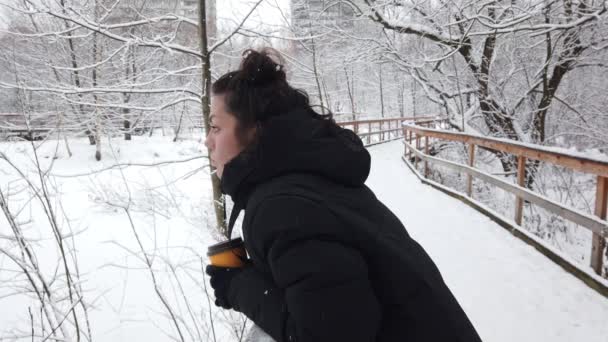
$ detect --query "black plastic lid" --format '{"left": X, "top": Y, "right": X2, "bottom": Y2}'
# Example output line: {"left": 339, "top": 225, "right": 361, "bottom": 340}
{"left": 207, "top": 237, "right": 244, "bottom": 256}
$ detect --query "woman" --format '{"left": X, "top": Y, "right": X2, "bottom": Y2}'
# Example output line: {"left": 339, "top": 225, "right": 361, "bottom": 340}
{"left": 205, "top": 49, "right": 482, "bottom": 342}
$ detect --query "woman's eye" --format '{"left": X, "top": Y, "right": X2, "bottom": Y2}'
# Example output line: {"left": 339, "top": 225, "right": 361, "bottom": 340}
{"left": 210, "top": 125, "right": 220, "bottom": 133}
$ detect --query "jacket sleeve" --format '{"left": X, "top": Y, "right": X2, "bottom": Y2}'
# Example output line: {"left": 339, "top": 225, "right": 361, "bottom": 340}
{"left": 228, "top": 195, "right": 382, "bottom": 342}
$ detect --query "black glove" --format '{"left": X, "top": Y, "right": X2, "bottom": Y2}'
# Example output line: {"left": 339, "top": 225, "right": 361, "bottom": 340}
{"left": 206, "top": 264, "right": 288, "bottom": 341}
{"left": 205, "top": 265, "right": 247, "bottom": 309}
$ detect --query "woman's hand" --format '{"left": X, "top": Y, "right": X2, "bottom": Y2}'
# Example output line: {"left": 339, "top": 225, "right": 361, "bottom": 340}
{"left": 206, "top": 265, "right": 248, "bottom": 309}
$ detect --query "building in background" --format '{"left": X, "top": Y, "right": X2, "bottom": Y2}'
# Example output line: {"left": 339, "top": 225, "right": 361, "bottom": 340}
{"left": 291, "top": 0, "right": 355, "bottom": 34}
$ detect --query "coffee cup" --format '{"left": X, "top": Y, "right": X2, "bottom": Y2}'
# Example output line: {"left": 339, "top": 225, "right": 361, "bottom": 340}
{"left": 207, "top": 237, "right": 248, "bottom": 268}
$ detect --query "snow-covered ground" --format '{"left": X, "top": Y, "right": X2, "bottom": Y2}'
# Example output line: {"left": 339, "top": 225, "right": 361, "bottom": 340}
{"left": 0, "top": 136, "right": 246, "bottom": 342}
{"left": 1, "top": 136, "right": 607, "bottom": 341}
{"left": 367, "top": 141, "right": 608, "bottom": 342}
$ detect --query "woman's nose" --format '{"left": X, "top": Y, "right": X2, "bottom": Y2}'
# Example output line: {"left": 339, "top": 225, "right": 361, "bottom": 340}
{"left": 204, "top": 132, "right": 212, "bottom": 150}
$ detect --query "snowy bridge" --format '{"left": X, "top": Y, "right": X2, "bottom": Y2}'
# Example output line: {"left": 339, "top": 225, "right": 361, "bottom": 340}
{"left": 351, "top": 118, "right": 608, "bottom": 342}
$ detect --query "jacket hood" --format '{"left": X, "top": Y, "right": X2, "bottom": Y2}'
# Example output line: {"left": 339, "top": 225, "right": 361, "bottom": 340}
{"left": 220, "top": 109, "right": 371, "bottom": 205}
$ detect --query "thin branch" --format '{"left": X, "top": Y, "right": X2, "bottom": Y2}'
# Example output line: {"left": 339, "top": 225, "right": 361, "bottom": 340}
{"left": 208, "top": 0, "right": 265, "bottom": 54}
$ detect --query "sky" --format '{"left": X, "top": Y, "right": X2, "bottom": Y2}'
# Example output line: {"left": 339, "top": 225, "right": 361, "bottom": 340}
{"left": 218, "top": 0, "right": 290, "bottom": 32}
{"left": 0, "top": 0, "right": 291, "bottom": 49}
{"left": 0, "top": 0, "right": 291, "bottom": 30}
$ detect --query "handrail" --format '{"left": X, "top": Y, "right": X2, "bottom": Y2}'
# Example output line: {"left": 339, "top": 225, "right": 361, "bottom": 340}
{"left": 405, "top": 125, "right": 608, "bottom": 178}
{"left": 339, "top": 115, "right": 438, "bottom": 126}
{"left": 402, "top": 121, "right": 608, "bottom": 278}
{"left": 0, "top": 112, "right": 205, "bottom": 140}
{"left": 338, "top": 116, "right": 445, "bottom": 146}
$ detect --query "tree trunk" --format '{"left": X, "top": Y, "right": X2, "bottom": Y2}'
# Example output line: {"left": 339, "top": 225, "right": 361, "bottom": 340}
{"left": 379, "top": 64, "right": 384, "bottom": 118}
{"left": 461, "top": 25, "right": 519, "bottom": 173}
{"left": 525, "top": 18, "right": 584, "bottom": 190}
{"left": 123, "top": 39, "right": 135, "bottom": 141}
{"left": 411, "top": 79, "right": 417, "bottom": 117}
{"left": 92, "top": 25, "right": 102, "bottom": 161}
{"left": 310, "top": 34, "right": 325, "bottom": 114}
{"left": 124, "top": 117, "right": 131, "bottom": 141}
{"left": 344, "top": 66, "right": 356, "bottom": 118}
{"left": 199, "top": 0, "right": 226, "bottom": 236}
{"left": 173, "top": 107, "right": 185, "bottom": 143}
{"left": 59, "top": 0, "right": 95, "bottom": 144}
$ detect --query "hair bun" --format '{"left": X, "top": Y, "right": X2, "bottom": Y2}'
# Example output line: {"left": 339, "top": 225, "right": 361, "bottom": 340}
{"left": 239, "top": 48, "right": 286, "bottom": 86}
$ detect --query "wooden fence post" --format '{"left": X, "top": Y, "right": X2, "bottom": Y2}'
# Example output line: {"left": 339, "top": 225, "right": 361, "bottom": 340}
{"left": 394, "top": 120, "right": 397, "bottom": 138}
{"left": 368, "top": 122, "right": 371, "bottom": 144}
{"left": 403, "top": 128, "right": 408, "bottom": 157}
{"left": 467, "top": 144, "right": 475, "bottom": 197}
{"left": 407, "top": 131, "right": 412, "bottom": 159}
{"left": 415, "top": 135, "right": 420, "bottom": 169}
{"left": 515, "top": 155, "right": 526, "bottom": 225}
{"left": 354, "top": 122, "right": 359, "bottom": 135}
{"left": 591, "top": 176, "right": 607, "bottom": 275}
{"left": 424, "top": 136, "right": 429, "bottom": 177}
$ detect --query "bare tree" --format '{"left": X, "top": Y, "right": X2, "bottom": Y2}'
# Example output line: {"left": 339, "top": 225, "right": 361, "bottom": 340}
{"left": 347, "top": 0, "right": 607, "bottom": 186}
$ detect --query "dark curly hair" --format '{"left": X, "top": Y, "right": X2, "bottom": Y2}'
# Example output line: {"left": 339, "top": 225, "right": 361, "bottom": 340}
{"left": 211, "top": 48, "right": 336, "bottom": 144}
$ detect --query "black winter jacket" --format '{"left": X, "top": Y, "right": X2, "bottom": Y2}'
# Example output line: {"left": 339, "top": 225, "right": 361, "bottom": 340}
{"left": 220, "top": 109, "right": 482, "bottom": 342}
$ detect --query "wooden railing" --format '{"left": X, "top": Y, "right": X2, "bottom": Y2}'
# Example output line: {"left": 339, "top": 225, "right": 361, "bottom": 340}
{"left": 2, "top": 113, "right": 444, "bottom": 144}
{"left": 402, "top": 120, "right": 608, "bottom": 289}
{"left": 0, "top": 112, "right": 204, "bottom": 140}
{"left": 338, "top": 116, "right": 441, "bottom": 146}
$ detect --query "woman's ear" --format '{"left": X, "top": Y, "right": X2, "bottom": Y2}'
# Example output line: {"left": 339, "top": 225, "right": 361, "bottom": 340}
{"left": 246, "top": 124, "right": 258, "bottom": 144}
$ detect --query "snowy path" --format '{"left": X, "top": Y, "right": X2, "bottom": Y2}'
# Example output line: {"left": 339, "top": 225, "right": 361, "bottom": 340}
{"left": 366, "top": 141, "right": 608, "bottom": 342}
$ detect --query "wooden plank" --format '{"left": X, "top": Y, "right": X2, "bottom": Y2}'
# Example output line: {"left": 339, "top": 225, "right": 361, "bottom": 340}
{"left": 591, "top": 176, "right": 608, "bottom": 275}
{"left": 404, "top": 140, "right": 608, "bottom": 237}
{"left": 515, "top": 155, "right": 526, "bottom": 226}
{"left": 339, "top": 115, "right": 439, "bottom": 126}
{"left": 358, "top": 128, "right": 403, "bottom": 137}
{"left": 467, "top": 144, "right": 475, "bottom": 197}
{"left": 404, "top": 125, "right": 608, "bottom": 178}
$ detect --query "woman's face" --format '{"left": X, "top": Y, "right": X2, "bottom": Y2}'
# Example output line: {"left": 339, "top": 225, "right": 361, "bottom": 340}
{"left": 205, "top": 95, "right": 253, "bottom": 179}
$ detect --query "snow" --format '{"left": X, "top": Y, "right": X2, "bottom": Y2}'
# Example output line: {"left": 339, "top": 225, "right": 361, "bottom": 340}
{"left": 1, "top": 136, "right": 607, "bottom": 341}
{"left": 0, "top": 136, "right": 240, "bottom": 341}
{"left": 366, "top": 141, "right": 608, "bottom": 342}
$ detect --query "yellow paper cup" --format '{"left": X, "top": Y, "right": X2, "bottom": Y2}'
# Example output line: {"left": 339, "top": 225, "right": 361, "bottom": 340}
{"left": 207, "top": 238, "right": 247, "bottom": 268}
